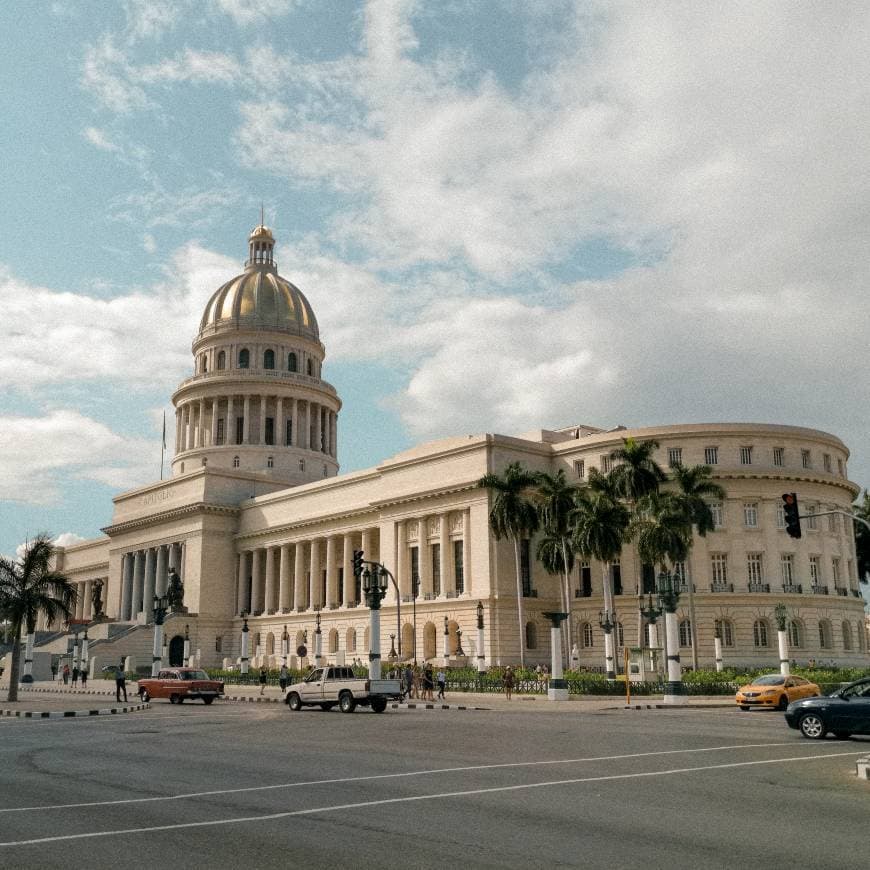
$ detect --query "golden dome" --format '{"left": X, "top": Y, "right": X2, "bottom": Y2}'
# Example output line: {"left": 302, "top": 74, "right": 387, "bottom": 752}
{"left": 249, "top": 224, "right": 274, "bottom": 241}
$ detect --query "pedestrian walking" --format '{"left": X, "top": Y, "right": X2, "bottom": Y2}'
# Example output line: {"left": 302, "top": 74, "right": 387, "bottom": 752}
{"left": 279, "top": 664, "right": 289, "bottom": 693}
{"left": 51, "top": 662, "right": 58, "bottom": 682}
{"left": 71, "top": 666, "right": 79, "bottom": 688}
{"left": 62, "top": 664, "right": 70, "bottom": 685}
{"left": 423, "top": 664, "right": 435, "bottom": 701}
{"left": 437, "top": 669, "right": 446, "bottom": 699}
{"left": 403, "top": 664, "right": 413, "bottom": 700}
{"left": 115, "top": 662, "right": 127, "bottom": 702}
{"left": 502, "top": 666, "right": 515, "bottom": 701}
{"left": 259, "top": 665, "right": 268, "bottom": 695}
{"left": 80, "top": 666, "right": 88, "bottom": 688}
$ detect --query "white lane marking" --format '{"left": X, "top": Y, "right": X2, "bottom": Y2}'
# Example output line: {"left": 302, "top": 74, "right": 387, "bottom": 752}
{"left": 0, "top": 742, "right": 820, "bottom": 813}
{"left": 0, "top": 750, "right": 860, "bottom": 847}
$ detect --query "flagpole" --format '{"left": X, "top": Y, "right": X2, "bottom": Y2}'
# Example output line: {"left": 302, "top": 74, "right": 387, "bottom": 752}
{"left": 160, "top": 410, "right": 166, "bottom": 480}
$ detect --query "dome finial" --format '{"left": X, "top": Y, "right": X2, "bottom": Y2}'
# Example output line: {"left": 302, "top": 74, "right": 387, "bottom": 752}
{"left": 246, "top": 211, "right": 276, "bottom": 271}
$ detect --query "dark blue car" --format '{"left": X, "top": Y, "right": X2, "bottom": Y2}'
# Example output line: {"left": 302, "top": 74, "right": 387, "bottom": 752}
{"left": 784, "top": 677, "right": 870, "bottom": 739}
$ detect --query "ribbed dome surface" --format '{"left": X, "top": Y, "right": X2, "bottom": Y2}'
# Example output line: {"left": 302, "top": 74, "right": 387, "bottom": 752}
{"left": 198, "top": 268, "right": 319, "bottom": 340}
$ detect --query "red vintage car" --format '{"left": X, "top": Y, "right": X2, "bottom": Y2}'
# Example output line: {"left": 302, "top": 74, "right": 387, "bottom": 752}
{"left": 137, "top": 668, "right": 224, "bottom": 705}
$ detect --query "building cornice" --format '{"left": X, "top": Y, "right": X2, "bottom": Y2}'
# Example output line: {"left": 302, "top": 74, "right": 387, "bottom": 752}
{"left": 102, "top": 502, "right": 240, "bottom": 537}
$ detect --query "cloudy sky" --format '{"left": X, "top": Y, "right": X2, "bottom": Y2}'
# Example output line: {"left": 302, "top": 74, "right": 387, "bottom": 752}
{"left": 0, "top": 1, "right": 868, "bottom": 558}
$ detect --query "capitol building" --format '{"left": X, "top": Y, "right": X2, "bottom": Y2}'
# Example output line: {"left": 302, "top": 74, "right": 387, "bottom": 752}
{"left": 34, "top": 223, "right": 868, "bottom": 674}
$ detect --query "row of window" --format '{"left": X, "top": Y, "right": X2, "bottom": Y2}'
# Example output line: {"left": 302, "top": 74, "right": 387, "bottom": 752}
{"left": 409, "top": 542, "right": 466, "bottom": 596}
{"left": 180, "top": 457, "right": 329, "bottom": 476}
{"left": 574, "top": 446, "right": 845, "bottom": 478}
{"left": 199, "top": 348, "right": 318, "bottom": 377}
{"left": 211, "top": 416, "right": 331, "bottom": 453}
{"left": 711, "top": 552, "right": 855, "bottom": 587}
{"left": 708, "top": 501, "right": 846, "bottom": 534}
{"left": 555, "top": 617, "right": 868, "bottom": 653}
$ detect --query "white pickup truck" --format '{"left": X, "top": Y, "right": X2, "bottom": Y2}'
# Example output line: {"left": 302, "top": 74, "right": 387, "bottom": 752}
{"left": 284, "top": 666, "right": 403, "bottom": 713}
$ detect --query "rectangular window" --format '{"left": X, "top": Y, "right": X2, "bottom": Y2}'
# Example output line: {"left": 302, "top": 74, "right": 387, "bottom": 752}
{"left": 601, "top": 455, "right": 612, "bottom": 473}
{"left": 216, "top": 418, "right": 225, "bottom": 446}
{"left": 776, "top": 505, "right": 786, "bottom": 529}
{"left": 235, "top": 416, "right": 244, "bottom": 445}
{"left": 806, "top": 504, "right": 817, "bottom": 530}
{"left": 773, "top": 447, "right": 784, "bottom": 467}
{"left": 265, "top": 417, "right": 275, "bottom": 446}
{"left": 823, "top": 453, "right": 832, "bottom": 473}
{"left": 828, "top": 512, "right": 838, "bottom": 533}
{"left": 338, "top": 567, "right": 344, "bottom": 605}
{"left": 673, "top": 561, "right": 687, "bottom": 584}
{"left": 837, "top": 458, "right": 844, "bottom": 476}
{"left": 704, "top": 446, "right": 718, "bottom": 465}
{"left": 453, "top": 540, "right": 464, "bottom": 594}
{"left": 809, "top": 556, "right": 821, "bottom": 586}
{"left": 580, "top": 562, "right": 592, "bottom": 596}
{"left": 743, "top": 503, "right": 758, "bottom": 528}
{"left": 780, "top": 553, "right": 795, "bottom": 585}
{"left": 740, "top": 446, "right": 753, "bottom": 465}
{"left": 520, "top": 539, "right": 532, "bottom": 596}
{"left": 641, "top": 562, "right": 656, "bottom": 594}
{"left": 832, "top": 557, "right": 841, "bottom": 584}
{"left": 285, "top": 419, "right": 293, "bottom": 446}
{"left": 709, "top": 502, "right": 724, "bottom": 529}
{"left": 801, "top": 449, "right": 811, "bottom": 469}
{"left": 611, "top": 560, "right": 622, "bottom": 595}
{"left": 574, "top": 459, "right": 585, "bottom": 479}
{"left": 431, "top": 544, "right": 441, "bottom": 596}
{"left": 747, "top": 553, "right": 763, "bottom": 584}
{"left": 410, "top": 546, "right": 420, "bottom": 597}
{"left": 668, "top": 447, "right": 682, "bottom": 467}
{"left": 711, "top": 554, "right": 728, "bottom": 584}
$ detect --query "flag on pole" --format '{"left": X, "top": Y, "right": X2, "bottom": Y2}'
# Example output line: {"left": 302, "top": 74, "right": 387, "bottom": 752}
{"left": 162, "top": 410, "right": 167, "bottom": 449}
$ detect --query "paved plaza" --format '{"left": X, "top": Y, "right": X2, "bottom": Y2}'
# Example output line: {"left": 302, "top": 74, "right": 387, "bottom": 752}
{"left": 0, "top": 686, "right": 867, "bottom": 869}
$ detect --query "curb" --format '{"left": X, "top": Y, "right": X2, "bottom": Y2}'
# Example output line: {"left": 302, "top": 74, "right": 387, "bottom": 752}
{"left": 10, "top": 687, "right": 118, "bottom": 697}
{"left": 225, "top": 695, "right": 283, "bottom": 703}
{"left": 0, "top": 703, "right": 150, "bottom": 719}
{"left": 622, "top": 703, "right": 736, "bottom": 710}
{"left": 391, "top": 702, "right": 490, "bottom": 711}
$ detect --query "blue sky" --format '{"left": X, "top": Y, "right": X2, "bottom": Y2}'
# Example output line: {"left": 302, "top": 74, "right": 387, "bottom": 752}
{"left": 0, "top": 1, "right": 869, "bottom": 577}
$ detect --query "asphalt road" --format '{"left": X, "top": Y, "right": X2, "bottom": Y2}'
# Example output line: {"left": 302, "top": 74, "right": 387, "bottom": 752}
{"left": 0, "top": 702, "right": 867, "bottom": 869}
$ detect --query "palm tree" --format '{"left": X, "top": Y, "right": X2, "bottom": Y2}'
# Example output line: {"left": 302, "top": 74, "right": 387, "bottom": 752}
{"left": 533, "top": 469, "right": 578, "bottom": 662}
{"left": 670, "top": 462, "right": 726, "bottom": 668}
{"left": 478, "top": 462, "right": 540, "bottom": 668}
{"left": 0, "top": 535, "right": 76, "bottom": 702}
{"left": 572, "top": 492, "right": 630, "bottom": 678}
{"left": 853, "top": 490, "right": 870, "bottom": 584}
{"left": 610, "top": 438, "right": 667, "bottom": 504}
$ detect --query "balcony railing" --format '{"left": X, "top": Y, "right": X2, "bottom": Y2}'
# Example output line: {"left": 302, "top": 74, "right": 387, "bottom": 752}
{"left": 710, "top": 582, "right": 733, "bottom": 593}
{"left": 782, "top": 584, "right": 803, "bottom": 594}
{"left": 676, "top": 583, "right": 696, "bottom": 593}
{"left": 810, "top": 585, "right": 828, "bottom": 595}
{"left": 748, "top": 583, "right": 770, "bottom": 593}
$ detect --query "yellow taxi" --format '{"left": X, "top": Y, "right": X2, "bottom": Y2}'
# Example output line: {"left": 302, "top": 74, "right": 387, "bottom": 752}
{"left": 735, "top": 673, "right": 820, "bottom": 711}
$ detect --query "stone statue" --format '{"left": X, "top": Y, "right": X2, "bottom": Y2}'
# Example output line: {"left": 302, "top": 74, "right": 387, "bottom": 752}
{"left": 167, "top": 568, "right": 186, "bottom": 612}
{"left": 91, "top": 580, "right": 104, "bottom": 619}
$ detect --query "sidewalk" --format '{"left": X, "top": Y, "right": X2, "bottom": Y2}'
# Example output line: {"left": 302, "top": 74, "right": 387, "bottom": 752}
{"left": 0, "top": 680, "right": 146, "bottom": 717}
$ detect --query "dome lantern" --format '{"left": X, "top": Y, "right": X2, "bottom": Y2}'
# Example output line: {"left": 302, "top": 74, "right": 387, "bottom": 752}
{"left": 246, "top": 207, "right": 276, "bottom": 271}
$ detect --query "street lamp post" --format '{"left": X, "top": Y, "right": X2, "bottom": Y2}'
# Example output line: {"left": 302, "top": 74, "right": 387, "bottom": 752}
{"left": 353, "top": 550, "right": 401, "bottom": 661}
{"left": 282, "top": 625, "right": 289, "bottom": 666}
{"left": 657, "top": 569, "right": 687, "bottom": 705}
{"left": 183, "top": 624, "right": 191, "bottom": 667}
{"left": 713, "top": 623, "right": 723, "bottom": 673}
{"left": 774, "top": 603, "right": 790, "bottom": 676}
{"left": 152, "top": 594, "right": 169, "bottom": 677}
{"left": 639, "top": 592, "right": 662, "bottom": 677}
{"left": 22, "top": 625, "right": 36, "bottom": 683}
{"left": 598, "top": 610, "right": 616, "bottom": 681}
{"left": 542, "top": 612, "right": 569, "bottom": 701}
{"left": 71, "top": 631, "right": 81, "bottom": 681}
{"left": 314, "top": 611, "right": 323, "bottom": 667}
{"left": 442, "top": 616, "right": 450, "bottom": 666}
{"left": 81, "top": 629, "right": 89, "bottom": 681}
{"left": 476, "top": 601, "right": 486, "bottom": 674}
{"left": 362, "top": 563, "right": 388, "bottom": 679}
{"left": 240, "top": 613, "right": 250, "bottom": 674}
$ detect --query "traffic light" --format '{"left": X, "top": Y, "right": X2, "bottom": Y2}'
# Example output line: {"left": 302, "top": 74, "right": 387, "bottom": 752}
{"left": 352, "top": 549, "right": 364, "bottom": 576}
{"left": 782, "top": 493, "right": 801, "bottom": 539}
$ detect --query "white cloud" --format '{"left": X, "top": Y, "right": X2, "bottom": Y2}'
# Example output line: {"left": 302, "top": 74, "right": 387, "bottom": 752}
{"left": 214, "top": 0, "right": 299, "bottom": 26}
{"left": 0, "top": 410, "right": 159, "bottom": 506}
{"left": 81, "top": 36, "right": 152, "bottom": 114}
{"left": 82, "top": 127, "right": 119, "bottom": 152}
{"left": 138, "top": 49, "right": 242, "bottom": 85}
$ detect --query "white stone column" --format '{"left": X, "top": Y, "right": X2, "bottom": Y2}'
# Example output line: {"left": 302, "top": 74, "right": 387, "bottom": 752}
{"left": 342, "top": 534, "right": 354, "bottom": 606}
{"left": 259, "top": 395, "right": 267, "bottom": 446}
{"left": 185, "top": 404, "right": 193, "bottom": 451}
{"left": 291, "top": 398, "right": 298, "bottom": 447}
{"left": 155, "top": 545, "right": 168, "bottom": 598}
{"left": 440, "top": 514, "right": 452, "bottom": 597}
{"left": 194, "top": 399, "right": 203, "bottom": 448}
{"left": 276, "top": 397, "right": 284, "bottom": 447}
{"left": 604, "top": 627, "right": 615, "bottom": 681}
{"left": 237, "top": 551, "right": 249, "bottom": 614}
{"left": 143, "top": 548, "right": 156, "bottom": 622}
{"left": 227, "top": 396, "right": 235, "bottom": 444}
{"left": 714, "top": 633, "right": 723, "bottom": 672}
{"left": 663, "top": 610, "right": 688, "bottom": 705}
{"left": 462, "top": 508, "right": 471, "bottom": 594}
{"left": 278, "top": 544, "right": 291, "bottom": 612}
{"left": 82, "top": 579, "right": 92, "bottom": 620}
{"left": 396, "top": 521, "right": 408, "bottom": 598}
{"left": 23, "top": 631, "right": 35, "bottom": 680}
{"left": 302, "top": 401, "right": 310, "bottom": 449}
{"left": 325, "top": 536, "right": 338, "bottom": 608}
{"left": 251, "top": 549, "right": 263, "bottom": 614}
{"left": 420, "top": 518, "right": 433, "bottom": 599}
{"left": 778, "top": 628, "right": 790, "bottom": 676}
{"left": 175, "top": 408, "right": 182, "bottom": 453}
{"left": 330, "top": 411, "right": 337, "bottom": 457}
{"left": 264, "top": 546, "right": 277, "bottom": 614}
{"left": 243, "top": 396, "right": 251, "bottom": 444}
{"left": 312, "top": 402, "right": 320, "bottom": 452}
{"left": 309, "top": 539, "right": 321, "bottom": 610}
{"left": 152, "top": 621, "right": 164, "bottom": 677}
{"left": 369, "top": 607, "right": 382, "bottom": 680}
{"left": 74, "top": 582, "right": 84, "bottom": 621}
{"left": 120, "top": 553, "right": 134, "bottom": 620}
{"left": 132, "top": 551, "right": 145, "bottom": 618}
{"left": 211, "top": 398, "right": 219, "bottom": 446}
{"left": 547, "top": 621, "right": 568, "bottom": 701}
{"left": 294, "top": 542, "right": 306, "bottom": 611}
{"left": 240, "top": 620, "right": 250, "bottom": 674}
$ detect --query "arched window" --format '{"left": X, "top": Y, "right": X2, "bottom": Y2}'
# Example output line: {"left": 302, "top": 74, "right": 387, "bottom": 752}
{"left": 842, "top": 621, "right": 852, "bottom": 650}
{"left": 201, "top": 458, "right": 207, "bottom": 467}
{"left": 525, "top": 621, "right": 538, "bottom": 649}
{"left": 266, "top": 633, "right": 275, "bottom": 655}
{"left": 715, "top": 619, "right": 734, "bottom": 648}
{"left": 582, "top": 622, "right": 594, "bottom": 648}
{"left": 233, "top": 456, "right": 240, "bottom": 468}
{"left": 346, "top": 628, "right": 357, "bottom": 652}
{"left": 818, "top": 619, "right": 833, "bottom": 649}
{"left": 263, "top": 349, "right": 275, "bottom": 369}
{"left": 307, "top": 358, "right": 314, "bottom": 376}
{"left": 328, "top": 628, "right": 339, "bottom": 654}
{"left": 789, "top": 619, "right": 803, "bottom": 648}
{"left": 238, "top": 348, "right": 250, "bottom": 368}
{"left": 753, "top": 619, "right": 769, "bottom": 648}
{"left": 288, "top": 352, "right": 297, "bottom": 372}
{"left": 217, "top": 350, "right": 226, "bottom": 370}
{"left": 679, "top": 619, "right": 692, "bottom": 647}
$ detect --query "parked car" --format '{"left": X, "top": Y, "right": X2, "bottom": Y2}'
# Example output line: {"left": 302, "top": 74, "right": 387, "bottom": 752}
{"left": 735, "top": 673, "right": 820, "bottom": 710}
{"left": 285, "top": 666, "right": 402, "bottom": 713}
{"left": 785, "top": 677, "right": 870, "bottom": 739}
{"left": 137, "top": 669, "right": 224, "bottom": 705}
